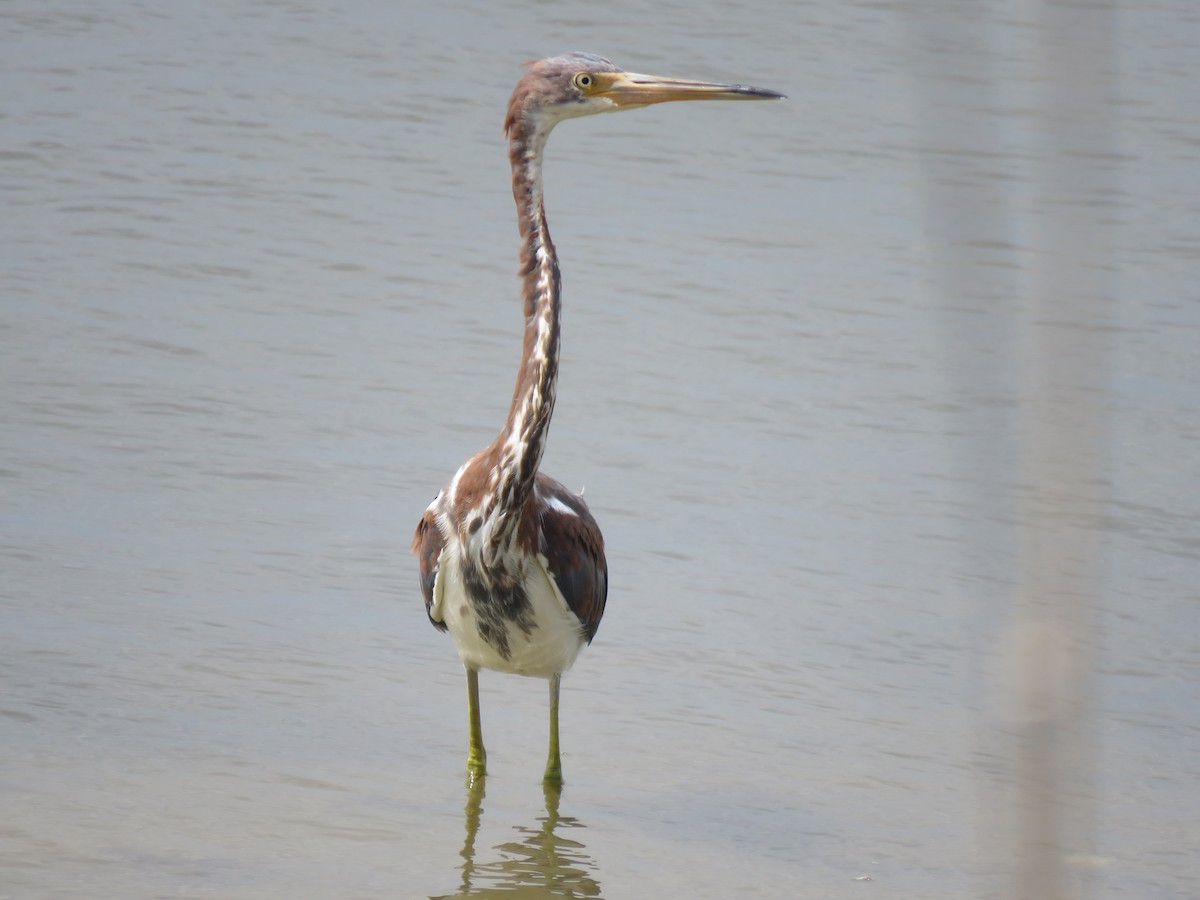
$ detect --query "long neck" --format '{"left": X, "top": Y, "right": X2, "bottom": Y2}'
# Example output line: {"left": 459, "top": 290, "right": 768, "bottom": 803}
{"left": 480, "top": 117, "right": 561, "bottom": 559}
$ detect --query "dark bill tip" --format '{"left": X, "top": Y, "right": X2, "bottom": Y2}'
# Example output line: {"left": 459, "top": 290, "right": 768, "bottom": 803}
{"left": 729, "top": 84, "right": 787, "bottom": 100}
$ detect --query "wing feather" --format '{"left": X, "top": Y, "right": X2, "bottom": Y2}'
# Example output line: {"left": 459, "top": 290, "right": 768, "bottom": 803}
{"left": 535, "top": 474, "right": 608, "bottom": 642}
{"left": 412, "top": 504, "right": 448, "bottom": 632}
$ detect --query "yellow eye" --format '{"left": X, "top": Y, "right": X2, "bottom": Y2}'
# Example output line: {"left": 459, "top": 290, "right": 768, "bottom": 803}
{"left": 572, "top": 72, "right": 594, "bottom": 91}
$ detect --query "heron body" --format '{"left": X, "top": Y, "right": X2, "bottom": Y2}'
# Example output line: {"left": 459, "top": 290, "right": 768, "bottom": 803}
{"left": 421, "top": 472, "right": 602, "bottom": 679}
{"left": 413, "top": 53, "right": 783, "bottom": 784}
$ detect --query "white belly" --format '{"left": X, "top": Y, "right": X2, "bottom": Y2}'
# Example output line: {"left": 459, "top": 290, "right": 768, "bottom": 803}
{"left": 433, "top": 551, "right": 586, "bottom": 678}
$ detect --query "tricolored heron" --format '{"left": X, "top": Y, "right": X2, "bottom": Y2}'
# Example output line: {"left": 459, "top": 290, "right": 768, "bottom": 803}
{"left": 413, "top": 52, "right": 783, "bottom": 784}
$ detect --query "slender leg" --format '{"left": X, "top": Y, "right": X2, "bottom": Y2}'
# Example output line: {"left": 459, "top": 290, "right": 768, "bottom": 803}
{"left": 466, "top": 666, "right": 486, "bottom": 781}
{"left": 544, "top": 672, "right": 563, "bottom": 784}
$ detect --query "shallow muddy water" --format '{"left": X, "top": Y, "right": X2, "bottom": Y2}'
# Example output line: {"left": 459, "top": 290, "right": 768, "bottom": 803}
{"left": 3, "top": 1, "right": 1198, "bottom": 897}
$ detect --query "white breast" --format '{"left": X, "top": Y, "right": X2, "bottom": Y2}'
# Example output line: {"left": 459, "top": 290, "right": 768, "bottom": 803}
{"left": 431, "top": 543, "right": 586, "bottom": 679}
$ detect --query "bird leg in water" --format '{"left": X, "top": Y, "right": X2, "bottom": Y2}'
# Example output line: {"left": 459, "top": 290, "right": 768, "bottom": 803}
{"left": 544, "top": 673, "right": 563, "bottom": 784}
{"left": 466, "top": 667, "right": 487, "bottom": 781}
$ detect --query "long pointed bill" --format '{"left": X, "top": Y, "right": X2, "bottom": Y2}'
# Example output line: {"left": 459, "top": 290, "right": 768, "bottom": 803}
{"left": 594, "top": 71, "right": 786, "bottom": 108}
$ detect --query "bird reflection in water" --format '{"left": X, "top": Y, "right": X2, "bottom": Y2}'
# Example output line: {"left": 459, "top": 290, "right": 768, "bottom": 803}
{"left": 431, "top": 781, "right": 602, "bottom": 899}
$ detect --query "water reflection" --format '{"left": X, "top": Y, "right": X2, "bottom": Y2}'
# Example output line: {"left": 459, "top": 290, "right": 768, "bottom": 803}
{"left": 432, "top": 780, "right": 603, "bottom": 899}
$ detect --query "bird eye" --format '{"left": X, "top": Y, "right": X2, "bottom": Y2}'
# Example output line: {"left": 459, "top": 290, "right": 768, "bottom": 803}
{"left": 573, "top": 72, "right": 594, "bottom": 91}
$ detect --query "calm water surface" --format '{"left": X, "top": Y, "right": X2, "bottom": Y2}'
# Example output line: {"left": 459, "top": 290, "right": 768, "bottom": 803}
{"left": 3, "top": 1, "right": 1198, "bottom": 898}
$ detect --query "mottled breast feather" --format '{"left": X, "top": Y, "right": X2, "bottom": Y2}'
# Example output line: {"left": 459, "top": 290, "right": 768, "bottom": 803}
{"left": 535, "top": 473, "right": 608, "bottom": 642}
{"left": 412, "top": 506, "right": 448, "bottom": 632}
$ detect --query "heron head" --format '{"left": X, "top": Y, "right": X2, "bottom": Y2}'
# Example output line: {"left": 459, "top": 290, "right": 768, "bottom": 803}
{"left": 504, "top": 52, "right": 785, "bottom": 137}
